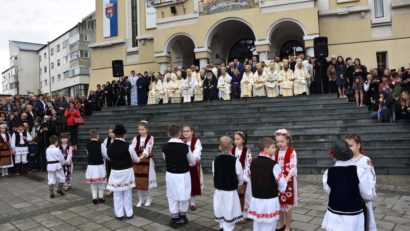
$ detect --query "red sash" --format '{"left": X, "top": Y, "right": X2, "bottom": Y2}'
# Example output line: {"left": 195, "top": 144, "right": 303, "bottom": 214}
{"left": 133, "top": 135, "right": 152, "bottom": 190}
{"left": 0, "top": 134, "right": 11, "bottom": 166}
{"left": 187, "top": 136, "right": 201, "bottom": 196}
{"left": 274, "top": 148, "right": 295, "bottom": 205}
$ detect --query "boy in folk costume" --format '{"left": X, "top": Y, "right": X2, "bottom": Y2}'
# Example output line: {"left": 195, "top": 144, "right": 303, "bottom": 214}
{"left": 345, "top": 134, "right": 377, "bottom": 231}
{"left": 132, "top": 121, "right": 157, "bottom": 207}
{"left": 182, "top": 125, "right": 203, "bottom": 211}
{"left": 0, "top": 124, "right": 13, "bottom": 176}
{"left": 162, "top": 124, "right": 196, "bottom": 228}
{"left": 46, "top": 135, "right": 66, "bottom": 198}
{"left": 278, "top": 60, "right": 294, "bottom": 97}
{"left": 85, "top": 129, "right": 107, "bottom": 204}
{"left": 102, "top": 126, "right": 115, "bottom": 196}
{"left": 11, "top": 123, "right": 33, "bottom": 175}
{"left": 322, "top": 140, "right": 375, "bottom": 231}
{"left": 265, "top": 62, "right": 278, "bottom": 98}
{"left": 213, "top": 136, "right": 244, "bottom": 231}
{"left": 293, "top": 59, "right": 311, "bottom": 95}
{"left": 248, "top": 137, "right": 287, "bottom": 231}
{"left": 194, "top": 69, "right": 204, "bottom": 102}
{"left": 274, "top": 129, "right": 298, "bottom": 231}
{"left": 253, "top": 64, "right": 267, "bottom": 97}
{"left": 231, "top": 131, "right": 253, "bottom": 222}
{"left": 105, "top": 124, "right": 141, "bottom": 220}
{"left": 59, "top": 133, "right": 73, "bottom": 191}
{"left": 182, "top": 69, "right": 196, "bottom": 103}
{"left": 217, "top": 67, "right": 232, "bottom": 100}
{"left": 241, "top": 65, "right": 254, "bottom": 98}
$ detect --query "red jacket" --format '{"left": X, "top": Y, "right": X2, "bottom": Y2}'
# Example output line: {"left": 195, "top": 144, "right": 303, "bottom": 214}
{"left": 64, "top": 108, "right": 80, "bottom": 127}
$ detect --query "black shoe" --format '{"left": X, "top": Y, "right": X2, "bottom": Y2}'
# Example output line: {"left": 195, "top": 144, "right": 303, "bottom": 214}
{"left": 177, "top": 216, "right": 188, "bottom": 226}
{"left": 126, "top": 214, "right": 134, "bottom": 219}
{"left": 116, "top": 216, "right": 124, "bottom": 221}
{"left": 50, "top": 193, "right": 55, "bottom": 199}
{"left": 98, "top": 198, "right": 105, "bottom": 203}
{"left": 169, "top": 219, "right": 180, "bottom": 229}
{"left": 57, "top": 190, "right": 65, "bottom": 196}
{"left": 92, "top": 199, "right": 99, "bottom": 204}
{"left": 276, "top": 225, "right": 286, "bottom": 231}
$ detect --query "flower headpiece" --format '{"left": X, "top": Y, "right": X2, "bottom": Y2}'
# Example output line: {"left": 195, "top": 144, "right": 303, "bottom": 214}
{"left": 274, "top": 129, "right": 291, "bottom": 138}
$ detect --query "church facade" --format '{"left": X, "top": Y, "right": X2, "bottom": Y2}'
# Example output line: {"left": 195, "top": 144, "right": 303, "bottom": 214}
{"left": 89, "top": 0, "right": 410, "bottom": 88}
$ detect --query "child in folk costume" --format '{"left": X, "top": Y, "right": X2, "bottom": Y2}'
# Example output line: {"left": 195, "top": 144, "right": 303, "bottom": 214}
{"left": 103, "top": 126, "right": 115, "bottom": 196}
{"left": 182, "top": 69, "right": 196, "bottom": 103}
{"left": 194, "top": 69, "right": 204, "bottom": 102}
{"left": 162, "top": 124, "right": 196, "bottom": 228}
{"left": 345, "top": 134, "right": 377, "bottom": 231}
{"left": 278, "top": 60, "right": 294, "bottom": 97}
{"left": 203, "top": 69, "right": 218, "bottom": 101}
{"left": 85, "top": 129, "right": 107, "bottom": 204}
{"left": 248, "top": 137, "right": 287, "bottom": 231}
{"left": 0, "top": 124, "right": 13, "bottom": 177}
{"left": 241, "top": 65, "right": 254, "bottom": 98}
{"left": 253, "top": 64, "right": 267, "bottom": 97}
{"left": 132, "top": 120, "right": 157, "bottom": 207}
{"left": 46, "top": 135, "right": 66, "bottom": 198}
{"left": 273, "top": 129, "right": 298, "bottom": 231}
{"left": 59, "top": 133, "right": 73, "bottom": 191}
{"left": 182, "top": 125, "right": 203, "bottom": 211}
{"left": 217, "top": 67, "right": 232, "bottom": 100}
{"left": 322, "top": 140, "right": 375, "bottom": 231}
{"left": 293, "top": 59, "right": 310, "bottom": 95}
{"left": 265, "top": 62, "right": 278, "bottom": 98}
{"left": 105, "top": 124, "right": 141, "bottom": 220}
{"left": 231, "top": 131, "right": 253, "bottom": 222}
{"left": 11, "top": 123, "right": 33, "bottom": 175}
{"left": 213, "top": 136, "right": 244, "bottom": 231}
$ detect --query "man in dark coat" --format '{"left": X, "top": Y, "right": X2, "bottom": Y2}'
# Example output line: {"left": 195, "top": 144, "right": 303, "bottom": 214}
{"left": 137, "top": 74, "right": 149, "bottom": 105}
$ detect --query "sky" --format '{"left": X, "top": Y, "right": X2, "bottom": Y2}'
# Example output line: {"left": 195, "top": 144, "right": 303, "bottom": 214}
{"left": 0, "top": 0, "right": 95, "bottom": 72}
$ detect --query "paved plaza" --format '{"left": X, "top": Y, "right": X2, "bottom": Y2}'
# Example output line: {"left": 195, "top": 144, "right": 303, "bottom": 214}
{"left": 0, "top": 172, "right": 409, "bottom": 231}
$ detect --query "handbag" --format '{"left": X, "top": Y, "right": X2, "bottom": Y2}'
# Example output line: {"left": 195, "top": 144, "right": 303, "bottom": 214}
{"left": 74, "top": 116, "right": 85, "bottom": 125}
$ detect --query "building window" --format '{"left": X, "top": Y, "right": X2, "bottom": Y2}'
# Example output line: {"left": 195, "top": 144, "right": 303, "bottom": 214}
{"left": 374, "top": 0, "right": 384, "bottom": 18}
{"left": 376, "top": 52, "right": 387, "bottom": 71}
{"left": 58, "top": 74, "right": 61, "bottom": 81}
{"left": 57, "top": 44, "right": 60, "bottom": 52}
{"left": 51, "top": 62, "right": 54, "bottom": 69}
{"left": 45, "top": 80, "right": 48, "bottom": 86}
{"left": 44, "top": 66, "right": 47, "bottom": 73}
{"left": 63, "top": 39, "right": 69, "bottom": 48}
{"left": 44, "top": 52, "right": 47, "bottom": 59}
{"left": 57, "top": 59, "right": 60, "bottom": 67}
{"left": 51, "top": 48, "right": 54, "bottom": 56}
{"left": 131, "top": 0, "right": 139, "bottom": 47}
{"left": 63, "top": 71, "right": 69, "bottom": 79}
{"left": 39, "top": 55, "right": 41, "bottom": 61}
{"left": 52, "top": 76, "right": 55, "bottom": 83}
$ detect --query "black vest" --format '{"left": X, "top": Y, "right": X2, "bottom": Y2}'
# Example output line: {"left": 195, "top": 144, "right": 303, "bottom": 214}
{"left": 107, "top": 139, "right": 132, "bottom": 170}
{"left": 213, "top": 153, "right": 238, "bottom": 191}
{"left": 251, "top": 156, "right": 278, "bottom": 199}
{"left": 327, "top": 166, "right": 364, "bottom": 215}
{"left": 14, "top": 131, "right": 28, "bottom": 147}
{"left": 162, "top": 142, "right": 189, "bottom": 174}
{"left": 86, "top": 140, "right": 104, "bottom": 165}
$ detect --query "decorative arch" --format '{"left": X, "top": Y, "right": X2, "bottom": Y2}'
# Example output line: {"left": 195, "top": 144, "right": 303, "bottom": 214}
{"left": 164, "top": 32, "right": 197, "bottom": 52}
{"left": 266, "top": 18, "right": 307, "bottom": 40}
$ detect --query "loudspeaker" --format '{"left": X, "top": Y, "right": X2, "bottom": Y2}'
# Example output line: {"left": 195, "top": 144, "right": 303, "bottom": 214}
{"left": 170, "top": 6, "right": 176, "bottom": 14}
{"left": 314, "top": 37, "right": 328, "bottom": 58}
{"left": 112, "top": 60, "right": 124, "bottom": 77}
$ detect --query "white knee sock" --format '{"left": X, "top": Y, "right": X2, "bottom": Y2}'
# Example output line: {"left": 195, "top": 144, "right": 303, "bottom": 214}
{"left": 98, "top": 188, "right": 104, "bottom": 199}
{"left": 190, "top": 196, "right": 196, "bottom": 206}
{"left": 91, "top": 189, "right": 98, "bottom": 199}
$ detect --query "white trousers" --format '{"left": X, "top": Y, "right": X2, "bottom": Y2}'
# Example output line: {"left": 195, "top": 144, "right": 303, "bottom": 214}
{"left": 168, "top": 198, "right": 189, "bottom": 216}
{"left": 48, "top": 169, "right": 65, "bottom": 185}
{"left": 219, "top": 221, "right": 235, "bottom": 231}
{"left": 137, "top": 189, "right": 152, "bottom": 202}
{"left": 113, "top": 190, "right": 133, "bottom": 218}
{"left": 253, "top": 221, "right": 276, "bottom": 231}
{"left": 15, "top": 153, "right": 28, "bottom": 164}
{"left": 90, "top": 182, "right": 106, "bottom": 190}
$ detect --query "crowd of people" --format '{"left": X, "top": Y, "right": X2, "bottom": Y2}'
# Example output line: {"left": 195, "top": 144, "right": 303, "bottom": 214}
{"left": 90, "top": 55, "right": 410, "bottom": 123}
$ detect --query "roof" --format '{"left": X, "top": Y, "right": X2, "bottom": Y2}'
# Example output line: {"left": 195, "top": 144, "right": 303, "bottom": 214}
{"left": 10, "top": 40, "right": 45, "bottom": 51}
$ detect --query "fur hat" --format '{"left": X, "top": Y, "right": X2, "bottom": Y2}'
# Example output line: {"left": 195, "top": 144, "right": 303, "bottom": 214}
{"left": 113, "top": 124, "right": 127, "bottom": 136}
{"left": 328, "top": 140, "right": 353, "bottom": 161}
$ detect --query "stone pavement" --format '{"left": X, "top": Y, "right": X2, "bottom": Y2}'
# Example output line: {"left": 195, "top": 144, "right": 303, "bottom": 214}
{"left": 0, "top": 172, "right": 409, "bottom": 231}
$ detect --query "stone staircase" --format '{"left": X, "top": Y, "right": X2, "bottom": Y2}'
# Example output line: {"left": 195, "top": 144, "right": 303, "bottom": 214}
{"left": 74, "top": 94, "right": 410, "bottom": 174}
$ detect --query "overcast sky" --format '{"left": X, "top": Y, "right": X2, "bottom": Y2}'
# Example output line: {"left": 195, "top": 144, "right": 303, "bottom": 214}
{"left": 0, "top": 0, "right": 95, "bottom": 72}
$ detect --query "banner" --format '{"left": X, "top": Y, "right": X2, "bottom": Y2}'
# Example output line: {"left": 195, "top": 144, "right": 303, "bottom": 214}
{"left": 103, "top": 0, "right": 118, "bottom": 37}
{"left": 199, "top": 0, "right": 259, "bottom": 15}
{"left": 146, "top": 0, "right": 157, "bottom": 29}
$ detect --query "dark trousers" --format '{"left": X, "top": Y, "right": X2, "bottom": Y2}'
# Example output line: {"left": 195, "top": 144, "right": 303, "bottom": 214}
{"left": 68, "top": 125, "right": 79, "bottom": 145}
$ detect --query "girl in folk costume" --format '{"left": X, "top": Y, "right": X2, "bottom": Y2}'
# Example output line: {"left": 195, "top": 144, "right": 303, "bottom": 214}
{"left": 59, "top": 133, "right": 73, "bottom": 191}
{"left": 293, "top": 59, "right": 311, "bottom": 95}
{"left": 241, "top": 65, "right": 254, "bottom": 98}
{"left": 103, "top": 126, "right": 115, "bottom": 196}
{"left": 278, "top": 60, "right": 295, "bottom": 97}
{"left": 217, "top": 67, "right": 232, "bottom": 100}
{"left": 194, "top": 69, "right": 204, "bottom": 102}
{"left": 248, "top": 137, "right": 287, "bottom": 231}
{"left": 231, "top": 131, "right": 253, "bottom": 223}
{"left": 252, "top": 64, "right": 267, "bottom": 97}
{"left": 182, "top": 125, "right": 203, "bottom": 211}
{"left": 345, "top": 134, "right": 377, "bottom": 231}
{"left": 265, "top": 62, "right": 279, "bottom": 98}
{"left": 132, "top": 120, "right": 157, "bottom": 207}
{"left": 203, "top": 69, "right": 218, "bottom": 101}
{"left": 0, "top": 124, "right": 13, "bottom": 177}
{"left": 11, "top": 123, "right": 33, "bottom": 175}
{"left": 182, "top": 69, "right": 196, "bottom": 103}
{"left": 322, "top": 140, "right": 375, "bottom": 231}
{"left": 273, "top": 129, "right": 298, "bottom": 231}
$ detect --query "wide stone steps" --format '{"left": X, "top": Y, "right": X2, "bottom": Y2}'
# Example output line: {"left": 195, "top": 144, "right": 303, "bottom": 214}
{"left": 74, "top": 94, "right": 410, "bottom": 174}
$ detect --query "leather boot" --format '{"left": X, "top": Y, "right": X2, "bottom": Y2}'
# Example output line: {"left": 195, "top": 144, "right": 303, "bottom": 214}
{"left": 57, "top": 183, "right": 65, "bottom": 196}
{"left": 49, "top": 184, "right": 55, "bottom": 198}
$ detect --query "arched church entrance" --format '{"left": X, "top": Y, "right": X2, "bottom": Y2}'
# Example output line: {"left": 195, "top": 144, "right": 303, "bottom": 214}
{"left": 165, "top": 34, "right": 196, "bottom": 67}
{"left": 268, "top": 20, "right": 306, "bottom": 59}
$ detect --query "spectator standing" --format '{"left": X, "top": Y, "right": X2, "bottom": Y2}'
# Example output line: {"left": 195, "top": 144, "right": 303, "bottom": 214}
{"left": 64, "top": 102, "right": 80, "bottom": 151}
{"left": 335, "top": 56, "right": 347, "bottom": 98}
{"left": 54, "top": 92, "right": 68, "bottom": 133}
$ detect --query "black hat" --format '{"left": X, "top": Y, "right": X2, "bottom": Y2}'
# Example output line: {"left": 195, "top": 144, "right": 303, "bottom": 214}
{"left": 113, "top": 124, "right": 127, "bottom": 136}
{"left": 329, "top": 140, "right": 353, "bottom": 161}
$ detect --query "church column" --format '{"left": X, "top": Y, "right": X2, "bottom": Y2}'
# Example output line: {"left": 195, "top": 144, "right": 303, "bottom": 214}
{"left": 155, "top": 54, "right": 170, "bottom": 74}
{"left": 255, "top": 40, "right": 271, "bottom": 62}
{"left": 194, "top": 48, "right": 212, "bottom": 69}
{"left": 199, "top": 59, "right": 208, "bottom": 69}
{"left": 303, "top": 34, "right": 319, "bottom": 57}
